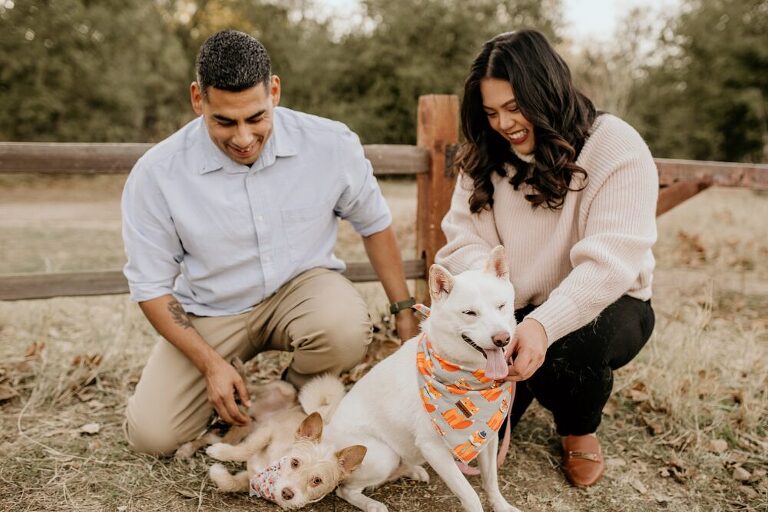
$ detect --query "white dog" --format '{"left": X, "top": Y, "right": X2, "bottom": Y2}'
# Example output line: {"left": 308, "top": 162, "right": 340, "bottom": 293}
{"left": 318, "top": 246, "right": 522, "bottom": 512}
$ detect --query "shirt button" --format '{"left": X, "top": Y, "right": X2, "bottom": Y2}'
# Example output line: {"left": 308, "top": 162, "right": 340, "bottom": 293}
{"left": 263, "top": 256, "right": 271, "bottom": 263}
{"left": 256, "top": 215, "right": 264, "bottom": 222}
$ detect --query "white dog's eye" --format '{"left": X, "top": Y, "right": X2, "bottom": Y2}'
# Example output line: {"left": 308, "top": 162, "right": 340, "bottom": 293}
{"left": 290, "top": 458, "right": 300, "bottom": 469}
{"left": 497, "top": 303, "right": 505, "bottom": 310}
{"left": 311, "top": 476, "right": 323, "bottom": 487}
{"left": 462, "top": 310, "right": 478, "bottom": 316}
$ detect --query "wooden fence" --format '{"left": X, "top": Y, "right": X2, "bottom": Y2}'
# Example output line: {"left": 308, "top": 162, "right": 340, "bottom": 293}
{"left": 1, "top": 94, "right": 767, "bottom": 301}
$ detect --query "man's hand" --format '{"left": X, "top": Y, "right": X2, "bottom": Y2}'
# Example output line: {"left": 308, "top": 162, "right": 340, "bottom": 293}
{"left": 394, "top": 309, "right": 420, "bottom": 343}
{"left": 504, "top": 318, "right": 548, "bottom": 382}
{"left": 203, "top": 357, "right": 252, "bottom": 426}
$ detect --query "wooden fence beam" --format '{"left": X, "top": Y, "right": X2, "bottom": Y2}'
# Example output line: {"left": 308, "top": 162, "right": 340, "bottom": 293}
{"left": 0, "top": 259, "right": 426, "bottom": 301}
{"left": 656, "top": 158, "right": 768, "bottom": 188}
{"left": 0, "top": 142, "right": 429, "bottom": 177}
{"left": 415, "top": 95, "right": 459, "bottom": 304}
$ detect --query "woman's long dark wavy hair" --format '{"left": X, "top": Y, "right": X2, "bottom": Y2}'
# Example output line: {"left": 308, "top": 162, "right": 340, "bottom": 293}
{"left": 459, "top": 29, "right": 597, "bottom": 212}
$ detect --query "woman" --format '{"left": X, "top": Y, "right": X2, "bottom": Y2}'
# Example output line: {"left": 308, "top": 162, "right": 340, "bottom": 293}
{"left": 435, "top": 29, "right": 657, "bottom": 487}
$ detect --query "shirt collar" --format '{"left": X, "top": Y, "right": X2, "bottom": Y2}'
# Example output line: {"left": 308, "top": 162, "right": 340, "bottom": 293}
{"left": 197, "top": 107, "right": 298, "bottom": 175}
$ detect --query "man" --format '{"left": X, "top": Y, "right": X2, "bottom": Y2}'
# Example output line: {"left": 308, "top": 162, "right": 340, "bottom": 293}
{"left": 122, "top": 30, "right": 419, "bottom": 455}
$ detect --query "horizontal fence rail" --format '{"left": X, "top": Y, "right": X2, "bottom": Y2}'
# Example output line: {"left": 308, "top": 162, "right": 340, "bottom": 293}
{"left": 2, "top": 142, "right": 765, "bottom": 187}
{"left": 2, "top": 130, "right": 767, "bottom": 301}
{"left": 655, "top": 158, "right": 768, "bottom": 188}
{"left": 0, "top": 142, "right": 430, "bottom": 176}
{"left": 0, "top": 259, "right": 427, "bottom": 301}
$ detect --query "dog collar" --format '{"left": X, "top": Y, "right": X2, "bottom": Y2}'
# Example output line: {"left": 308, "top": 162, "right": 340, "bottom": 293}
{"left": 249, "top": 456, "right": 285, "bottom": 502}
{"left": 416, "top": 334, "right": 512, "bottom": 463}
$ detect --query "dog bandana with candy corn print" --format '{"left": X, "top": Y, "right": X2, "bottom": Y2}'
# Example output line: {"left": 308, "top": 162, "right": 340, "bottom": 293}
{"left": 416, "top": 333, "right": 513, "bottom": 463}
{"left": 249, "top": 457, "right": 285, "bottom": 503}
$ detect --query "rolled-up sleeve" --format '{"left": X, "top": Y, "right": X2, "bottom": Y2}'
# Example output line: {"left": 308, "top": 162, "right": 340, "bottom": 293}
{"left": 121, "top": 160, "right": 183, "bottom": 302}
{"left": 334, "top": 129, "right": 391, "bottom": 236}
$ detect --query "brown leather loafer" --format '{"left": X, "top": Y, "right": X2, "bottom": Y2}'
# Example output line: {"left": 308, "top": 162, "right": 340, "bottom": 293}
{"left": 561, "top": 434, "right": 605, "bottom": 487}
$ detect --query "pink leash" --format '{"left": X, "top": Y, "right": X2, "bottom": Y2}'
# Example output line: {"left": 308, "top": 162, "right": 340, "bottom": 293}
{"left": 456, "top": 381, "right": 515, "bottom": 476}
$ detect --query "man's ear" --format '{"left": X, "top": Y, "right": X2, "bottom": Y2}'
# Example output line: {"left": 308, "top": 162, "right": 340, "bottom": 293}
{"left": 429, "top": 264, "right": 454, "bottom": 302}
{"left": 270, "top": 75, "right": 281, "bottom": 107}
{"left": 295, "top": 411, "right": 323, "bottom": 443}
{"left": 190, "top": 81, "right": 204, "bottom": 116}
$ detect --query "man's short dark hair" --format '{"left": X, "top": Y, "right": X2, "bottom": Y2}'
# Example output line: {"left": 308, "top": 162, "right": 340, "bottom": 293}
{"left": 195, "top": 30, "right": 271, "bottom": 96}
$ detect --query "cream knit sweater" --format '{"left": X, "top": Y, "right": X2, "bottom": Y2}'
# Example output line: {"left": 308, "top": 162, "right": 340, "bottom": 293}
{"left": 435, "top": 114, "right": 658, "bottom": 345}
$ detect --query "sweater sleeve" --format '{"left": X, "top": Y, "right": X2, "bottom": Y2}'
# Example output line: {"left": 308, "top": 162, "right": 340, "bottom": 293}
{"left": 527, "top": 130, "right": 658, "bottom": 345}
{"left": 435, "top": 175, "right": 502, "bottom": 273}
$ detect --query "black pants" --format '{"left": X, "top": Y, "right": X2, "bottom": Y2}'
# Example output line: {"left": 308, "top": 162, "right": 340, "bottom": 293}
{"left": 507, "top": 295, "right": 655, "bottom": 436}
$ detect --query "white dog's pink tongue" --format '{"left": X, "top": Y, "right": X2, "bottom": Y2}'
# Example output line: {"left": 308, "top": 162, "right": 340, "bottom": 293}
{"left": 484, "top": 348, "right": 509, "bottom": 380}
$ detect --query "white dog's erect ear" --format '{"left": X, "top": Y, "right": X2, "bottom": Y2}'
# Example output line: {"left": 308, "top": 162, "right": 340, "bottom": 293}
{"left": 429, "top": 264, "right": 455, "bottom": 300}
{"left": 336, "top": 445, "right": 367, "bottom": 477}
{"left": 484, "top": 245, "right": 509, "bottom": 280}
{"left": 296, "top": 411, "right": 323, "bottom": 442}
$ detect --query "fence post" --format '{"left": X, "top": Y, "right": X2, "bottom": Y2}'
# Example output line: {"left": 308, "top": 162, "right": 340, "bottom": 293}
{"left": 415, "top": 95, "right": 459, "bottom": 304}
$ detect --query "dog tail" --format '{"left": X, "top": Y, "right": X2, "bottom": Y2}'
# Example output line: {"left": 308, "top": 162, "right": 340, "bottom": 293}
{"left": 299, "top": 374, "right": 346, "bottom": 423}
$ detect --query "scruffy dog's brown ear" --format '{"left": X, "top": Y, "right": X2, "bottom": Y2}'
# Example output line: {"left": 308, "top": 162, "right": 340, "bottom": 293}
{"left": 296, "top": 412, "right": 324, "bottom": 442}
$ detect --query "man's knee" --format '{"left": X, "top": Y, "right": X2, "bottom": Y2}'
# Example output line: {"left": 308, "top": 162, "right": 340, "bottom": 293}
{"left": 124, "top": 397, "right": 202, "bottom": 456}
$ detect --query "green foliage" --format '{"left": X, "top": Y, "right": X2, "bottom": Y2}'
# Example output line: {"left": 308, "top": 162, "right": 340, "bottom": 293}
{"left": 0, "top": 0, "right": 559, "bottom": 144}
{"left": 624, "top": 0, "right": 768, "bottom": 162}
{"left": 0, "top": 0, "right": 190, "bottom": 142}
{"left": 302, "top": 0, "right": 560, "bottom": 143}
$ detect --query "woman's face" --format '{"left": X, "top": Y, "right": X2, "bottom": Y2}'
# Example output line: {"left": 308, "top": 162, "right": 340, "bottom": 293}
{"left": 479, "top": 78, "right": 535, "bottom": 156}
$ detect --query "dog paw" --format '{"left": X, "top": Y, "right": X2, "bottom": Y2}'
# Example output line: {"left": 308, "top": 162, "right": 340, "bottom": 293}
{"left": 206, "top": 443, "right": 229, "bottom": 460}
{"left": 408, "top": 465, "right": 430, "bottom": 483}
{"left": 174, "top": 442, "right": 197, "bottom": 459}
{"left": 365, "top": 502, "right": 389, "bottom": 512}
{"left": 209, "top": 463, "right": 230, "bottom": 483}
{"left": 491, "top": 499, "right": 522, "bottom": 512}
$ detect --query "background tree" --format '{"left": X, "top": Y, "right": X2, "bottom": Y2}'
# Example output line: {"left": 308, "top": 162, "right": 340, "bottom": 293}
{"left": 624, "top": 0, "right": 768, "bottom": 162}
{"left": 311, "top": 0, "right": 561, "bottom": 143}
{"left": 0, "top": 0, "right": 190, "bottom": 141}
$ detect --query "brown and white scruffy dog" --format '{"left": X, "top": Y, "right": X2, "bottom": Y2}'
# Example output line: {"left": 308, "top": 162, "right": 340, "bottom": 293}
{"left": 203, "top": 375, "right": 367, "bottom": 510}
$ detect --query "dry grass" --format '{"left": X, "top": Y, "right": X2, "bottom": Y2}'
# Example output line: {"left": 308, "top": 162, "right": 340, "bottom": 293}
{"left": 0, "top": 176, "right": 766, "bottom": 512}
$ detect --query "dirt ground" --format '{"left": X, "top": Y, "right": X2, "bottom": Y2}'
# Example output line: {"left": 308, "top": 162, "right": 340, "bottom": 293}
{"left": 0, "top": 175, "right": 766, "bottom": 511}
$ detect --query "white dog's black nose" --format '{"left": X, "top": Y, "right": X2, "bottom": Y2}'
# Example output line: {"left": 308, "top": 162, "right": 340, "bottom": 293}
{"left": 492, "top": 332, "right": 511, "bottom": 347}
{"left": 282, "top": 488, "right": 294, "bottom": 501}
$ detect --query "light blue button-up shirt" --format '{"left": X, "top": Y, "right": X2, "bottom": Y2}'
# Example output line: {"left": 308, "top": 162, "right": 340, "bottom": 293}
{"left": 122, "top": 107, "right": 392, "bottom": 316}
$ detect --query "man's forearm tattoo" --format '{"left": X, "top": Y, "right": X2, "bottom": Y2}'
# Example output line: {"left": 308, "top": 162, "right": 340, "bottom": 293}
{"left": 168, "top": 299, "right": 192, "bottom": 329}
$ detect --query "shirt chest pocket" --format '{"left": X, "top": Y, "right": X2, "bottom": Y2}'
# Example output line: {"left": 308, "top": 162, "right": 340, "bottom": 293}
{"left": 281, "top": 204, "right": 332, "bottom": 262}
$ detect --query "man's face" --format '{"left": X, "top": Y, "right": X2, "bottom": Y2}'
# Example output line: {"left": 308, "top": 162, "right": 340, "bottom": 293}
{"left": 191, "top": 76, "right": 281, "bottom": 165}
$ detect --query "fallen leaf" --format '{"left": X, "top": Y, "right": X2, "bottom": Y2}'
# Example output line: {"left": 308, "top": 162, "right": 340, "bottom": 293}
{"left": 740, "top": 485, "right": 758, "bottom": 499}
{"left": 709, "top": 439, "right": 728, "bottom": 453}
{"left": 87, "top": 399, "right": 107, "bottom": 409}
{"left": 607, "top": 457, "right": 627, "bottom": 468}
{"left": 733, "top": 467, "right": 751, "bottom": 481}
{"left": 176, "top": 488, "right": 199, "bottom": 499}
{"left": 80, "top": 423, "right": 100, "bottom": 435}
{"left": 630, "top": 478, "right": 648, "bottom": 495}
{"left": 643, "top": 416, "right": 665, "bottom": 435}
{"left": 0, "top": 383, "right": 18, "bottom": 401}
{"left": 24, "top": 341, "right": 46, "bottom": 359}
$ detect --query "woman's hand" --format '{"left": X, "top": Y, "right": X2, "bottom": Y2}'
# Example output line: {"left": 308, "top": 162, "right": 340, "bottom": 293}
{"left": 203, "top": 356, "right": 252, "bottom": 426}
{"left": 504, "top": 318, "right": 548, "bottom": 381}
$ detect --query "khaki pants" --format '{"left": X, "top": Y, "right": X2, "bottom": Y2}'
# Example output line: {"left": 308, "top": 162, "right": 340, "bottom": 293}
{"left": 125, "top": 268, "right": 372, "bottom": 455}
